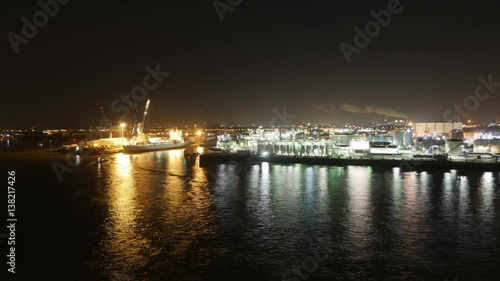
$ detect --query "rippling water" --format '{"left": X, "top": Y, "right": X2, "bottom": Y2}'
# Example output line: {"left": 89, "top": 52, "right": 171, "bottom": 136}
{"left": 2, "top": 148, "right": 500, "bottom": 280}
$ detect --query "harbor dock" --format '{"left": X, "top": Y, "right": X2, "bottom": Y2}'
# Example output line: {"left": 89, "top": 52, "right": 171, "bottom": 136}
{"left": 200, "top": 153, "right": 500, "bottom": 171}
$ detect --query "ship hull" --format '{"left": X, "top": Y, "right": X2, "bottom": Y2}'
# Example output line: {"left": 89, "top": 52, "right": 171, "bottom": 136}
{"left": 123, "top": 143, "right": 185, "bottom": 153}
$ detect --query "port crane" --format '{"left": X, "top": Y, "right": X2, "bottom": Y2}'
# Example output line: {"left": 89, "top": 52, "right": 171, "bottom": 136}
{"left": 129, "top": 110, "right": 138, "bottom": 136}
{"left": 203, "top": 104, "right": 209, "bottom": 143}
{"left": 100, "top": 106, "right": 113, "bottom": 138}
{"left": 136, "top": 98, "right": 150, "bottom": 136}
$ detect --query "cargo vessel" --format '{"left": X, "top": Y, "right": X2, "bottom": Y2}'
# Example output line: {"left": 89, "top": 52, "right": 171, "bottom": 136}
{"left": 122, "top": 99, "right": 186, "bottom": 153}
{"left": 123, "top": 139, "right": 185, "bottom": 153}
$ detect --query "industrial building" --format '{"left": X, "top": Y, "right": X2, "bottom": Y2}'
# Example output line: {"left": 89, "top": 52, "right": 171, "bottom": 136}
{"left": 367, "top": 135, "right": 392, "bottom": 143}
{"left": 390, "top": 130, "right": 413, "bottom": 147}
{"left": 85, "top": 137, "right": 124, "bottom": 147}
{"left": 473, "top": 139, "right": 500, "bottom": 154}
{"left": 445, "top": 139, "right": 464, "bottom": 154}
{"left": 369, "top": 143, "right": 399, "bottom": 155}
{"left": 414, "top": 122, "right": 463, "bottom": 136}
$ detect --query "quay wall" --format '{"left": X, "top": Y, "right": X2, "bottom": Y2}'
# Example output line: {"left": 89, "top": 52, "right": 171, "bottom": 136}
{"left": 200, "top": 154, "right": 500, "bottom": 171}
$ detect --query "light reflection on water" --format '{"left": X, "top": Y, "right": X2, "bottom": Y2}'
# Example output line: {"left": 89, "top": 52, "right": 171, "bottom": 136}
{"left": 480, "top": 172, "right": 495, "bottom": 224}
{"left": 346, "top": 166, "right": 373, "bottom": 258}
{"left": 103, "top": 153, "right": 150, "bottom": 271}
{"left": 80, "top": 151, "right": 500, "bottom": 280}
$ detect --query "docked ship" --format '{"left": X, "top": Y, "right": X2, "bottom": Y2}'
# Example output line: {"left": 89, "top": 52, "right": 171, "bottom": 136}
{"left": 122, "top": 99, "right": 186, "bottom": 153}
{"left": 123, "top": 138, "right": 185, "bottom": 153}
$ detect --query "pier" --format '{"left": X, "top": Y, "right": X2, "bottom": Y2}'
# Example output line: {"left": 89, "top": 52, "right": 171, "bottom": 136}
{"left": 200, "top": 153, "right": 500, "bottom": 171}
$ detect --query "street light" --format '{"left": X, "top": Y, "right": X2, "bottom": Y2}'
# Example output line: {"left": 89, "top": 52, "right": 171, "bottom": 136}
{"left": 120, "top": 123, "right": 126, "bottom": 143}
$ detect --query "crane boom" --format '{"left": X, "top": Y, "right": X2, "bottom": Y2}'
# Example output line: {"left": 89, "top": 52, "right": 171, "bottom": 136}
{"left": 203, "top": 104, "right": 210, "bottom": 143}
{"left": 141, "top": 99, "right": 150, "bottom": 132}
{"left": 130, "top": 110, "right": 138, "bottom": 136}
{"left": 136, "top": 99, "right": 150, "bottom": 136}
{"left": 100, "top": 106, "right": 112, "bottom": 138}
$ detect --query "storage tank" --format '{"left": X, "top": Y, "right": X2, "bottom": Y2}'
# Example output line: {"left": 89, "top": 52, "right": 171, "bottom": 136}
{"left": 368, "top": 135, "right": 393, "bottom": 143}
{"left": 257, "top": 144, "right": 265, "bottom": 155}
{"left": 305, "top": 145, "right": 312, "bottom": 155}
{"left": 266, "top": 144, "right": 274, "bottom": 155}
{"left": 313, "top": 145, "right": 319, "bottom": 155}
{"left": 274, "top": 144, "right": 280, "bottom": 154}
{"left": 300, "top": 145, "right": 306, "bottom": 155}
{"left": 391, "top": 130, "right": 414, "bottom": 146}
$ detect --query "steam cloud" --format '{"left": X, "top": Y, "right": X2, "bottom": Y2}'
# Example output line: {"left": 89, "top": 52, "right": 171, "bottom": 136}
{"left": 338, "top": 103, "right": 408, "bottom": 119}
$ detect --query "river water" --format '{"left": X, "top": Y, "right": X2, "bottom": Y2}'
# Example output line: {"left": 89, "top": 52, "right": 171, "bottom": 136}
{"left": 1, "top": 145, "right": 499, "bottom": 280}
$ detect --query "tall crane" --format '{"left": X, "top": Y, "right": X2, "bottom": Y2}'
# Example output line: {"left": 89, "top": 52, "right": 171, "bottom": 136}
{"left": 137, "top": 99, "right": 150, "bottom": 136}
{"left": 129, "top": 110, "right": 138, "bottom": 136}
{"left": 100, "top": 106, "right": 112, "bottom": 138}
{"left": 203, "top": 104, "right": 210, "bottom": 143}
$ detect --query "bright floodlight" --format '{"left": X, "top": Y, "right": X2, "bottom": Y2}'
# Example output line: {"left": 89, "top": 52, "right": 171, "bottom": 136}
{"left": 120, "top": 123, "right": 126, "bottom": 127}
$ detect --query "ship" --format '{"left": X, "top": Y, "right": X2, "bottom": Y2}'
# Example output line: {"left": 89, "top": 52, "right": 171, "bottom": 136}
{"left": 123, "top": 138, "right": 185, "bottom": 153}
{"left": 122, "top": 99, "right": 186, "bottom": 153}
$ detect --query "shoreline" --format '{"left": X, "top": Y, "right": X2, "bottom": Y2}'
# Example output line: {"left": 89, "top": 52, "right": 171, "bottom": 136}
{"left": 199, "top": 153, "right": 500, "bottom": 171}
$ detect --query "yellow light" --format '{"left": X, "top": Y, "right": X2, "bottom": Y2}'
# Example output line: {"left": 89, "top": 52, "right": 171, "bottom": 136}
{"left": 120, "top": 123, "right": 126, "bottom": 127}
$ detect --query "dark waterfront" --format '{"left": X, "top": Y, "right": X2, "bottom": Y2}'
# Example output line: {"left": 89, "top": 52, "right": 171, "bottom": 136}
{"left": 1, "top": 144, "right": 500, "bottom": 280}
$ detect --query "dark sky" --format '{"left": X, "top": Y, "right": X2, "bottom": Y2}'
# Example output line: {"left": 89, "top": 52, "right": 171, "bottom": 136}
{"left": 2, "top": 0, "right": 500, "bottom": 128}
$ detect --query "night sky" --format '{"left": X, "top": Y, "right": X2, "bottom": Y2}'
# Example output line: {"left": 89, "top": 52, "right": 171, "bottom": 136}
{"left": 2, "top": 0, "right": 500, "bottom": 128}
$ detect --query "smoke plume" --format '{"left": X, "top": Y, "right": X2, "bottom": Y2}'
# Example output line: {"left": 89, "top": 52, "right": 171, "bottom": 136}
{"left": 338, "top": 103, "right": 408, "bottom": 119}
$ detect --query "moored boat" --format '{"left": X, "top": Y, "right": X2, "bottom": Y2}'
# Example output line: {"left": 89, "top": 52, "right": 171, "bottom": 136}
{"left": 122, "top": 98, "right": 186, "bottom": 153}
{"left": 123, "top": 140, "right": 185, "bottom": 152}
